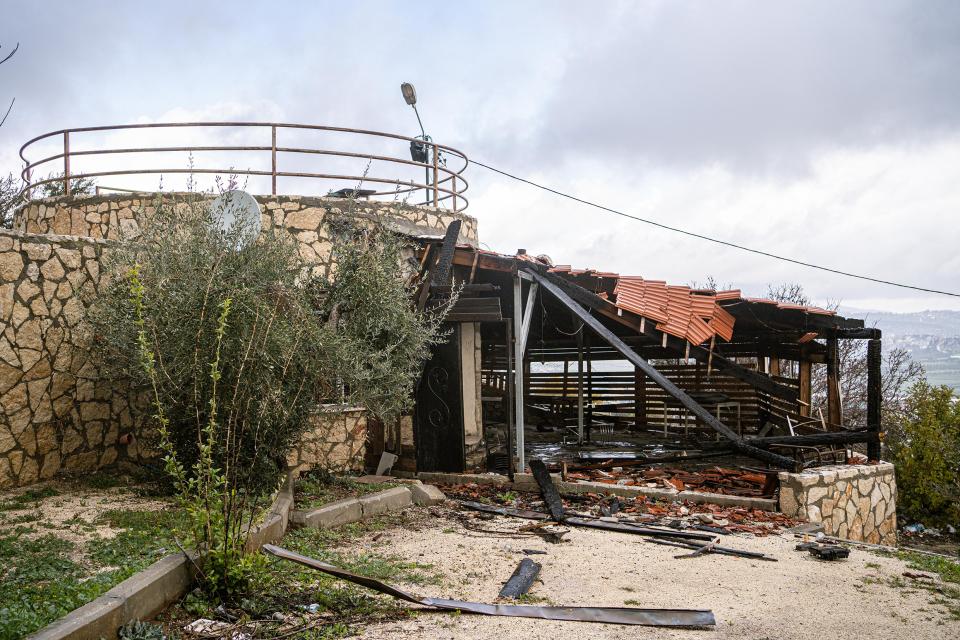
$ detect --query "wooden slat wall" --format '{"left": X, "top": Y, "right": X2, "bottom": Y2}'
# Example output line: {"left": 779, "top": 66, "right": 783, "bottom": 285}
{"left": 479, "top": 340, "right": 812, "bottom": 437}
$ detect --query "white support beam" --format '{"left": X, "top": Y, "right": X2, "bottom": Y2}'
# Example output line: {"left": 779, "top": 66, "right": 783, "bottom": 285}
{"left": 512, "top": 276, "right": 538, "bottom": 474}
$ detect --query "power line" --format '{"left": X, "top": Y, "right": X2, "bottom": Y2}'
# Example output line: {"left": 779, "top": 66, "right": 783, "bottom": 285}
{"left": 471, "top": 160, "right": 960, "bottom": 299}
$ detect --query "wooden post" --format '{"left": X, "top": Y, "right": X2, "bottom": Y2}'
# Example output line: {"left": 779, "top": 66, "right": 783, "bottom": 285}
{"left": 585, "top": 332, "right": 593, "bottom": 437}
{"left": 826, "top": 336, "right": 842, "bottom": 426}
{"left": 634, "top": 366, "right": 645, "bottom": 429}
{"left": 867, "top": 338, "right": 882, "bottom": 460}
{"left": 576, "top": 321, "right": 584, "bottom": 444}
{"left": 561, "top": 360, "right": 569, "bottom": 399}
{"left": 769, "top": 357, "right": 781, "bottom": 377}
{"left": 798, "top": 359, "right": 812, "bottom": 417}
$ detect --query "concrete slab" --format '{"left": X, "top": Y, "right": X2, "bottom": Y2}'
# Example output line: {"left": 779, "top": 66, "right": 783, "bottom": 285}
{"left": 359, "top": 486, "right": 412, "bottom": 517}
{"left": 410, "top": 471, "right": 510, "bottom": 487}
{"left": 292, "top": 497, "right": 363, "bottom": 529}
{"left": 409, "top": 483, "right": 446, "bottom": 506}
{"left": 115, "top": 553, "right": 196, "bottom": 623}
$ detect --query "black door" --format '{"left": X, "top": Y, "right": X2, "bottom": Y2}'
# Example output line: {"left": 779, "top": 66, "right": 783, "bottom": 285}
{"left": 414, "top": 323, "right": 465, "bottom": 472}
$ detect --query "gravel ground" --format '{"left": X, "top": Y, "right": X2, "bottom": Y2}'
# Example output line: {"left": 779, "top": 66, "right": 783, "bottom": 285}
{"left": 342, "top": 505, "right": 958, "bottom": 640}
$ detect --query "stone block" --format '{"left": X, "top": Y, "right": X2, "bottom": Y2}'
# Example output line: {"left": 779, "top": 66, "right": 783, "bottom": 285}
{"left": 806, "top": 485, "right": 828, "bottom": 504}
{"left": 409, "top": 483, "right": 445, "bottom": 506}
{"left": 359, "top": 486, "right": 412, "bottom": 518}
{"left": 293, "top": 497, "right": 362, "bottom": 529}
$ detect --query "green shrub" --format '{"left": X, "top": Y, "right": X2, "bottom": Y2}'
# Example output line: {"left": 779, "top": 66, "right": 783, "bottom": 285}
{"left": 89, "top": 194, "right": 449, "bottom": 599}
{"left": 887, "top": 380, "right": 960, "bottom": 526}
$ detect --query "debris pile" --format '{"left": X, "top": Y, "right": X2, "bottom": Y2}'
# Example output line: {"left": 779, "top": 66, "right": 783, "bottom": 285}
{"left": 442, "top": 481, "right": 800, "bottom": 537}
{"left": 564, "top": 464, "right": 776, "bottom": 497}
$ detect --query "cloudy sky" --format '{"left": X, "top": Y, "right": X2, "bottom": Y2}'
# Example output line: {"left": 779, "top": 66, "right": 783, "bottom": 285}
{"left": 2, "top": 1, "right": 959, "bottom": 312}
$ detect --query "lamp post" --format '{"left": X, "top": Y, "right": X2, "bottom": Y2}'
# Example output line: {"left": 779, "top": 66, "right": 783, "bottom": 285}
{"left": 401, "top": 82, "right": 432, "bottom": 204}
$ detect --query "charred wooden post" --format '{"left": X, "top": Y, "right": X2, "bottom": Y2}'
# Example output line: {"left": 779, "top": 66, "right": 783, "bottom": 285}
{"left": 826, "top": 336, "right": 842, "bottom": 426}
{"left": 634, "top": 366, "right": 645, "bottom": 430}
{"left": 576, "top": 321, "right": 585, "bottom": 443}
{"left": 798, "top": 358, "right": 812, "bottom": 417}
{"left": 586, "top": 332, "right": 594, "bottom": 435}
{"left": 867, "top": 338, "right": 882, "bottom": 460}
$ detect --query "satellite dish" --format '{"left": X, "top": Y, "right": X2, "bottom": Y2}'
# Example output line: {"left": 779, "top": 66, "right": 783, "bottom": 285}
{"left": 210, "top": 190, "right": 262, "bottom": 248}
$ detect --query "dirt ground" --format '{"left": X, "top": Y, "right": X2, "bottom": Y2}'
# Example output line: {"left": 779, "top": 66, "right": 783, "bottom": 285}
{"left": 0, "top": 478, "right": 172, "bottom": 559}
{"left": 339, "top": 505, "right": 958, "bottom": 640}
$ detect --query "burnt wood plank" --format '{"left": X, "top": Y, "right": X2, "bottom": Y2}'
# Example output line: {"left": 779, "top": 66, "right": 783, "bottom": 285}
{"left": 529, "top": 458, "right": 565, "bottom": 521}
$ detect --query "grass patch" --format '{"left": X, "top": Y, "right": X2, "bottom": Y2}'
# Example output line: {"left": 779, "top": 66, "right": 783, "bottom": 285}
{"left": 0, "top": 486, "right": 59, "bottom": 511}
{"left": 296, "top": 472, "right": 400, "bottom": 510}
{"left": 0, "top": 507, "right": 188, "bottom": 639}
{"left": 870, "top": 549, "right": 960, "bottom": 621}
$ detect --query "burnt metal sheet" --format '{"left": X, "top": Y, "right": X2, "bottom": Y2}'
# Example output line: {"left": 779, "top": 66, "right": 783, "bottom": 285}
{"left": 263, "top": 544, "right": 716, "bottom": 628}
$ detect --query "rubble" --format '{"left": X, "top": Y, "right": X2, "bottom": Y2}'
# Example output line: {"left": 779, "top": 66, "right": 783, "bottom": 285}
{"left": 442, "top": 479, "right": 801, "bottom": 537}
{"left": 564, "top": 464, "right": 777, "bottom": 497}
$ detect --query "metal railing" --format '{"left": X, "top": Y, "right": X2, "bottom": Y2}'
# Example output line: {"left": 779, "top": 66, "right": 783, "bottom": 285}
{"left": 19, "top": 122, "right": 469, "bottom": 211}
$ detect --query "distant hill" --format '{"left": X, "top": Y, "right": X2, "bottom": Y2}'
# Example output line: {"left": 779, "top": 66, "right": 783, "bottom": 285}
{"left": 840, "top": 308, "right": 960, "bottom": 390}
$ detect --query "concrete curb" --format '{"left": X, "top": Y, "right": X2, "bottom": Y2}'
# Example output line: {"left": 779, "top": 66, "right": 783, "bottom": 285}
{"left": 28, "top": 474, "right": 296, "bottom": 640}
{"left": 408, "top": 470, "right": 777, "bottom": 512}
{"left": 290, "top": 484, "right": 446, "bottom": 529}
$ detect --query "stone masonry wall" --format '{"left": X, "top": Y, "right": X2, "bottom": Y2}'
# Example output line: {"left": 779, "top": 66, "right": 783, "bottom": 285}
{"left": 286, "top": 407, "right": 368, "bottom": 475}
{"left": 779, "top": 462, "right": 897, "bottom": 545}
{"left": 15, "top": 193, "right": 478, "bottom": 253}
{"left": 0, "top": 229, "right": 147, "bottom": 489}
{"left": 2, "top": 193, "right": 479, "bottom": 489}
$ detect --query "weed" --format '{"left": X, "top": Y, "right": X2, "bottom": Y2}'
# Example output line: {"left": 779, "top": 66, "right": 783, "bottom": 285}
{"left": 118, "top": 619, "right": 168, "bottom": 640}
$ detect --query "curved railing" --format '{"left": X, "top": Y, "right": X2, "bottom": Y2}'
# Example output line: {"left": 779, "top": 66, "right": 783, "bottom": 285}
{"left": 19, "top": 122, "right": 469, "bottom": 212}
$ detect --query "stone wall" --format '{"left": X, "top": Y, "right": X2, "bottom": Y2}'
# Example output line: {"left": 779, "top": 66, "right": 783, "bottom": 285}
{"left": 14, "top": 193, "right": 478, "bottom": 253}
{"left": 0, "top": 229, "right": 147, "bottom": 489}
{"left": 2, "top": 193, "right": 479, "bottom": 489}
{"left": 778, "top": 463, "right": 897, "bottom": 545}
{"left": 287, "top": 406, "right": 368, "bottom": 474}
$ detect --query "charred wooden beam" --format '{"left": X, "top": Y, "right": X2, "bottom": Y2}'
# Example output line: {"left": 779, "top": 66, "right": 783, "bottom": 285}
{"left": 836, "top": 327, "right": 882, "bottom": 340}
{"left": 499, "top": 559, "right": 542, "bottom": 599}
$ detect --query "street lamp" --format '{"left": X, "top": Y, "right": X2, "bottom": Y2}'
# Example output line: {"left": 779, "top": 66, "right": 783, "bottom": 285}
{"left": 401, "top": 82, "right": 431, "bottom": 204}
